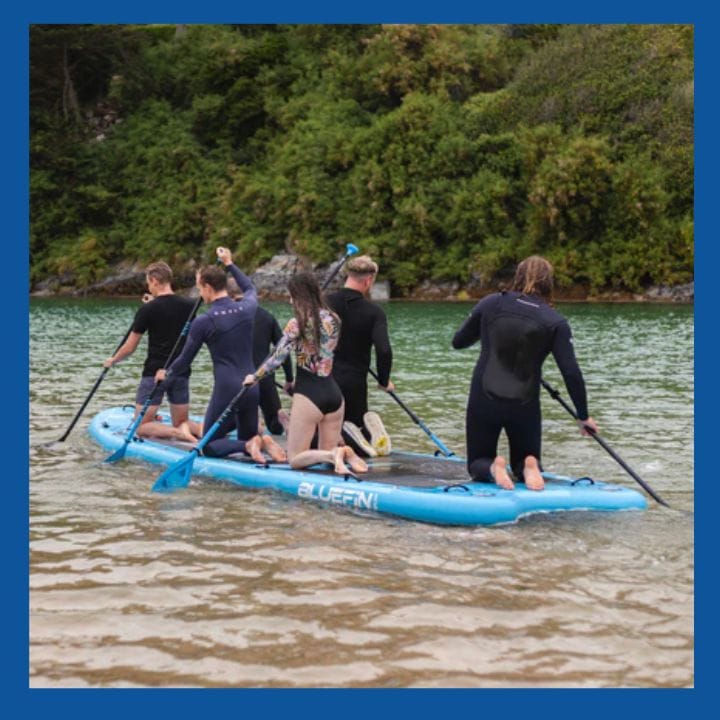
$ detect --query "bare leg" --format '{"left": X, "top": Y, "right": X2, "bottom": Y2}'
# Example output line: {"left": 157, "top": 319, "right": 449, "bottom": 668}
{"left": 170, "top": 403, "right": 202, "bottom": 438}
{"left": 490, "top": 455, "right": 514, "bottom": 490}
{"left": 134, "top": 404, "right": 196, "bottom": 442}
{"left": 287, "top": 394, "right": 345, "bottom": 472}
{"left": 523, "top": 456, "right": 544, "bottom": 491}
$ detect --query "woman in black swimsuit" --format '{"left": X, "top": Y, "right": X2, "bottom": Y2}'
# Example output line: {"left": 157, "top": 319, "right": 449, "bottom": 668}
{"left": 245, "top": 273, "right": 367, "bottom": 475}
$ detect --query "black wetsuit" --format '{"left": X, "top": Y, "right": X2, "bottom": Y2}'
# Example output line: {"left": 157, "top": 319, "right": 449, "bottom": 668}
{"left": 452, "top": 291, "right": 589, "bottom": 483}
{"left": 132, "top": 294, "right": 196, "bottom": 378}
{"left": 166, "top": 264, "right": 258, "bottom": 458}
{"left": 253, "top": 306, "right": 293, "bottom": 435}
{"left": 325, "top": 288, "right": 392, "bottom": 427}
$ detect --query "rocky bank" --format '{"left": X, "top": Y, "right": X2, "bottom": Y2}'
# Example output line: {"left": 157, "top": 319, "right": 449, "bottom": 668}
{"left": 30, "top": 253, "right": 694, "bottom": 304}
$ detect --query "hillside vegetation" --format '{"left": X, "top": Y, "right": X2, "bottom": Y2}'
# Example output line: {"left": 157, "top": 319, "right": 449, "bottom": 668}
{"left": 30, "top": 24, "right": 693, "bottom": 295}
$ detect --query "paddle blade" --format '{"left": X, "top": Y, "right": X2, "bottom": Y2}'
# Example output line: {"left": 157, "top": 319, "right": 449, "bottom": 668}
{"left": 151, "top": 452, "right": 198, "bottom": 493}
{"left": 103, "top": 443, "right": 128, "bottom": 464}
{"left": 346, "top": 243, "right": 359, "bottom": 256}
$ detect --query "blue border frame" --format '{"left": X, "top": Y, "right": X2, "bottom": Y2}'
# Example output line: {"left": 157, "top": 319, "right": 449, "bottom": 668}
{"left": 16, "top": 2, "right": 706, "bottom": 716}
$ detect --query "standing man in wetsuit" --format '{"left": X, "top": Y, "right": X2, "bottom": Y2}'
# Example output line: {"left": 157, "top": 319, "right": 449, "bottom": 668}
{"left": 103, "top": 261, "right": 200, "bottom": 443}
{"left": 156, "top": 248, "right": 284, "bottom": 463}
{"left": 451, "top": 255, "right": 598, "bottom": 491}
{"left": 325, "top": 255, "right": 394, "bottom": 457}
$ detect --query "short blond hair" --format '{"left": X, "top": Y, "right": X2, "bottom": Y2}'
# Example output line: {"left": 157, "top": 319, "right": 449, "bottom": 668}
{"left": 346, "top": 255, "right": 378, "bottom": 276}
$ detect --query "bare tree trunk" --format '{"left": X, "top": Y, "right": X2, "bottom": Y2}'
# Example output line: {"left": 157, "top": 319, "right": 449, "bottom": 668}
{"left": 62, "top": 43, "right": 82, "bottom": 124}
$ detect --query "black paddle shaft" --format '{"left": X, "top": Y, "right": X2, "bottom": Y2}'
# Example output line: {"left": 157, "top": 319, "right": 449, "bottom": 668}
{"left": 541, "top": 379, "right": 670, "bottom": 507}
{"left": 56, "top": 324, "right": 134, "bottom": 442}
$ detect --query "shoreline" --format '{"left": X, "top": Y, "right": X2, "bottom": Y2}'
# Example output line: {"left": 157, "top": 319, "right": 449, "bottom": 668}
{"left": 29, "top": 256, "right": 694, "bottom": 305}
{"left": 29, "top": 290, "right": 694, "bottom": 305}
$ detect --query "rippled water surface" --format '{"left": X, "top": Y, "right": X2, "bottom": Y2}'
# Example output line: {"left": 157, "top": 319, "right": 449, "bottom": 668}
{"left": 29, "top": 298, "right": 694, "bottom": 687}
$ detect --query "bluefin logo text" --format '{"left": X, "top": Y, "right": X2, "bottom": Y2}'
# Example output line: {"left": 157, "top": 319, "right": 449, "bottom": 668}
{"left": 298, "top": 482, "right": 379, "bottom": 510}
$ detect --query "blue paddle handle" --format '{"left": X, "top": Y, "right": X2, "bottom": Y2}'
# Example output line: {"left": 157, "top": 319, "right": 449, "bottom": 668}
{"left": 425, "top": 429, "right": 454, "bottom": 457}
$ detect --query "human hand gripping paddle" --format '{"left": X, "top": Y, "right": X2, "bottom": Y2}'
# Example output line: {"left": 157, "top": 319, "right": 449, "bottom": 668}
{"left": 368, "top": 368, "right": 455, "bottom": 457}
{"left": 103, "top": 296, "right": 203, "bottom": 463}
{"left": 541, "top": 378, "right": 670, "bottom": 507}
{"left": 150, "top": 243, "right": 359, "bottom": 493}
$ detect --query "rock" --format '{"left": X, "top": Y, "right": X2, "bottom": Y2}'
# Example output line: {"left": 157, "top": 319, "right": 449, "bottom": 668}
{"left": 31, "top": 272, "right": 76, "bottom": 295}
{"left": 645, "top": 282, "right": 694, "bottom": 302}
{"left": 250, "top": 253, "right": 304, "bottom": 299}
{"left": 248, "top": 253, "right": 357, "bottom": 299}
{"left": 409, "top": 279, "right": 461, "bottom": 300}
{"left": 72, "top": 267, "right": 145, "bottom": 297}
{"left": 370, "top": 280, "right": 390, "bottom": 301}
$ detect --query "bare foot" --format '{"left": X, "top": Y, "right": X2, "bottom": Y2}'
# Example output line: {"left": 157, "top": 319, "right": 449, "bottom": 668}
{"left": 490, "top": 456, "right": 514, "bottom": 490}
{"left": 332, "top": 446, "right": 351, "bottom": 475}
{"left": 176, "top": 421, "right": 197, "bottom": 444}
{"left": 523, "top": 456, "right": 545, "bottom": 491}
{"left": 343, "top": 446, "right": 368, "bottom": 473}
{"left": 262, "top": 435, "right": 287, "bottom": 463}
{"left": 246, "top": 435, "right": 267, "bottom": 464}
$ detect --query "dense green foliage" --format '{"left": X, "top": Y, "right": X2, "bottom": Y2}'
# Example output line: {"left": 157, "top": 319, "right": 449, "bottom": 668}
{"left": 30, "top": 23, "right": 693, "bottom": 294}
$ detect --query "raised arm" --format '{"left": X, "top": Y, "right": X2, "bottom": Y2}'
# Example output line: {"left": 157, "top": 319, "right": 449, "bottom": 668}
{"left": 216, "top": 246, "right": 257, "bottom": 308}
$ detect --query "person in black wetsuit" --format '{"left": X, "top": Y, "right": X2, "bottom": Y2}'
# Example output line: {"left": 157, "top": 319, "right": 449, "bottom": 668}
{"left": 451, "top": 255, "right": 598, "bottom": 491}
{"left": 227, "top": 278, "right": 293, "bottom": 436}
{"left": 156, "top": 248, "right": 285, "bottom": 464}
{"left": 253, "top": 305, "right": 293, "bottom": 436}
{"left": 325, "top": 255, "right": 394, "bottom": 457}
{"left": 103, "top": 261, "right": 201, "bottom": 443}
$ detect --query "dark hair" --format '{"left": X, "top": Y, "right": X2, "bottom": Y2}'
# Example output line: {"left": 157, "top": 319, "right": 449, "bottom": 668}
{"left": 145, "top": 261, "right": 173, "bottom": 285}
{"left": 288, "top": 272, "right": 337, "bottom": 349}
{"left": 197, "top": 265, "right": 227, "bottom": 292}
{"left": 510, "top": 255, "right": 554, "bottom": 301}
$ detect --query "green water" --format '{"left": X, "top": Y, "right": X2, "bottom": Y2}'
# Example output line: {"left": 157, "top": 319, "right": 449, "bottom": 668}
{"left": 29, "top": 298, "right": 694, "bottom": 687}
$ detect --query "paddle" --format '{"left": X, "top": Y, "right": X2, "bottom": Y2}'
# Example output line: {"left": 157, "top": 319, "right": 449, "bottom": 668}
{"left": 324, "top": 243, "right": 359, "bottom": 288}
{"left": 49, "top": 321, "right": 136, "bottom": 446}
{"left": 152, "top": 383, "right": 254, "bottom": 491}
{"left": 541, "top": 378, "right": 670, "bottom": 507}
{"left": 104, "top": 296, "right": 202, "bottom": 463}
{"left": 369, "top": 368, "right": 455, "bottom": 457}
{"left": 151, "top": 243, "right": 359, "bottom": 492}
